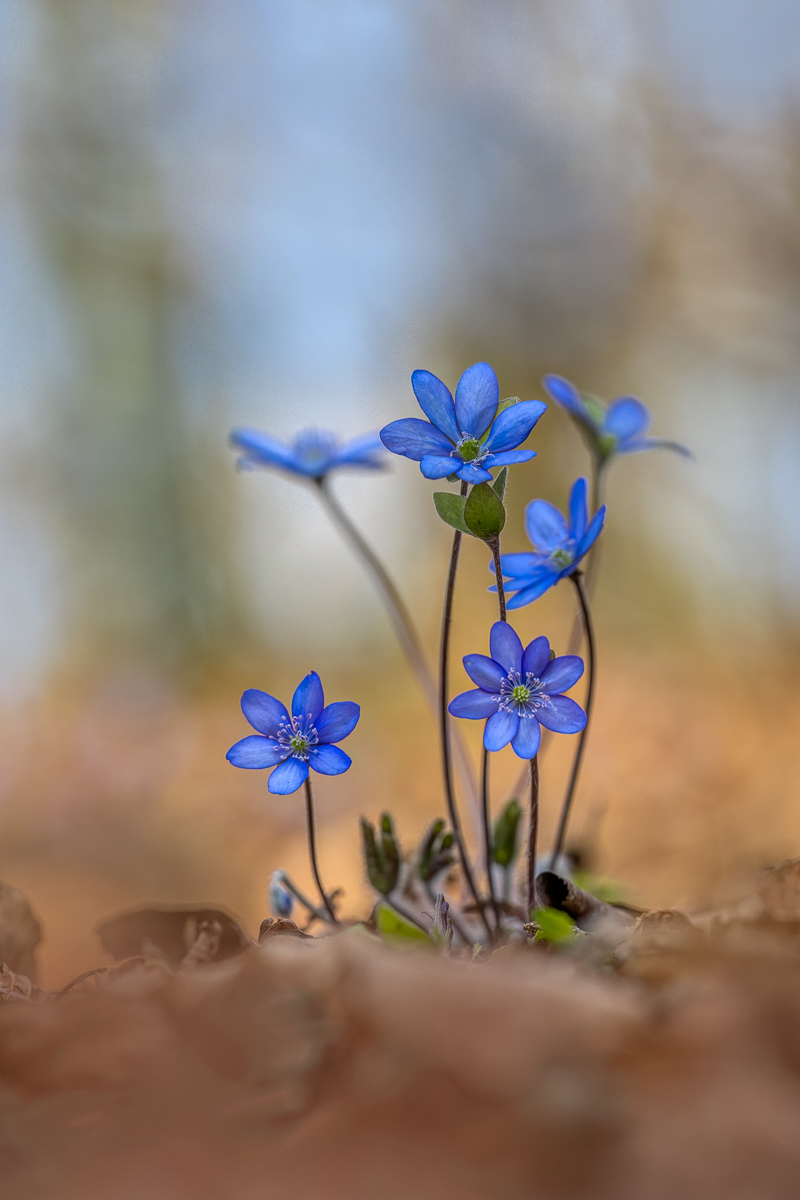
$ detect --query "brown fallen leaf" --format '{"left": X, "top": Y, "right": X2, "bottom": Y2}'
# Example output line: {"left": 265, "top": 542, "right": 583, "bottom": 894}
{"left": 0, "top": 880, "right": 42, "bottom": 980}
{"left": 96, "top": 905, "right": 250, "bottom": 968}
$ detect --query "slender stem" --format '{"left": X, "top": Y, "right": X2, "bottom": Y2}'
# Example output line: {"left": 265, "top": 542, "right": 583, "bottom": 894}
{"left": 304, "top": 776, "right": 338, "bottom": 924}
{"left": 481, "top": 747, "right": 502, "bottom": 933}
{"left": 549, "top": 571, "right": 596, "bottom": 868}
{"left": 276, "top": 870, "right": 328, "bottom": 923}
{"left": 527, "top": 755, "right": 540, "bottom": 915}
{"left": 440, "top": 486, "right": 493, "bottom": 941}
{"left": 316, "top": 477, "right": 481, "bottom": 826}
{"left": 488, "top": 536, "right": 507, "bottom": 623}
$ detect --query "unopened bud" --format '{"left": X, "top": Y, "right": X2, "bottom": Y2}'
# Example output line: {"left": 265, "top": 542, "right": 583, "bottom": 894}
{"left": 269, "top": 871, "right": 294, "bottom": 919}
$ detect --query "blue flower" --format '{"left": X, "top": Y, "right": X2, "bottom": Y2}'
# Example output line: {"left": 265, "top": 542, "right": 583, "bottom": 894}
{"left": 269, "top": 871, "right": 294, "bottom": 919}
{"left": 380, "top": 362, "right": 547, "bottom": 485}
{"left": 543, "top": 375, "right": 691, "bottom": 463}
{"left": 497, "top": 477, "right": 606, "bottom": 609}
{"left": 448, "top": 622, "right": 586, "bottom": 759}
{"left": 226, "top": 672, "right": 360, "bottom": 795}
{"left": 230, "top": 427, "right": 385, "bottom": 480}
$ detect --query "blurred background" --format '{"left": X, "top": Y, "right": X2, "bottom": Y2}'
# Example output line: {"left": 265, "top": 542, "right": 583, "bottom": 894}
{"left": 1, "top": 0, "right": 799, "bottom": 985}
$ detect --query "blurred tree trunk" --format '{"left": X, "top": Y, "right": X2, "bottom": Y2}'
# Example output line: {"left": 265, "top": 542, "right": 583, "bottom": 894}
{"left": 22, "top": 0, "right": 248, "bottom": 683}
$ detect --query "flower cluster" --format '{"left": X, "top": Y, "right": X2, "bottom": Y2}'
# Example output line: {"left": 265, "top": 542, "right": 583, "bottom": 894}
{"left": 226, "top": 358, "right": 689, "bottom": 942}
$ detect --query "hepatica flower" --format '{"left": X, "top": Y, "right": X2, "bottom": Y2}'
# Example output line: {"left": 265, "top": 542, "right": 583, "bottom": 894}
{"left": 449, "top": 622, "right": 586, "bottom": 759}
{"left": 543, "top": 375, "right": 691, "bottom": 463}
{"left": 230, "top": 427, "right": 385, "bottom": 480}
{"left": 380, "top": 362, "right": 546, "bottom": 484}
{"left": 226, "top": 672, "right": 359, "bottom": 795}
{"left": 498, "top": 477, "right": 606, "bottom": 609}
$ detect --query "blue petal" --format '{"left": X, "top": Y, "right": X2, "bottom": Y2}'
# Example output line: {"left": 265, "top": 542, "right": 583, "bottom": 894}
{"left": 227, "top": 735, "right": 288, "bottom": 769}
{"left": 618, "top": 436, "right": 693, "bottom": 459}
{"left": 568, "top": 477, "right": 588, "bottom": 542}
{"left": 497, "top": 552, "right": 539, "bottom": 579}
{"left": 540, "top": 655, "right": 584, "bottom": 694}
{"left": 230, "top": 429, "right": 299, "bottom": 472}
{"left": 333, "top": 432, "right": 386, "bottom": 469}
{"left": 537, "top": 695, "right": 587, "bottom": 734}
{"left": 506, "top": 573, "right": 560, "bottom": 609}
{"left": 462, "top": 653, "right": 505, "bottom": 691}
{"left": 576, "top": 505, "right": 606, "bottom": 558}
{"left": 268, "top": 757, "right": 309, "bottom": 794}
{"left": 489, "top": 621, "right": 523, "bottom": 673}
{"left": 511, "top": 716, "right": 541, "bottom": 759}
{"left": 380, "top": 418, "right": 453, "bottom": 461}
{"left": 484, "top": 449, "right": 536, "bottom": 468}
{"left": 449, "top": 689, "right": 499, "bottom": 718}
{"left": 411, "top": 370, "right": 460, "bottom": 443}
{"left": 421, "top": 454, "right": 459, "bottom": 479}
{"left": 316, "top": 701, "right": 360, "bottom": 744}
{"left": 603, "top": 397, "right": 650, "bottom": 441}
{"left": 482, "top": 401, "right": 547, "bottom": 455}
{"left": 292, "top": 672, "right": 325, "bottom": 724}
{"left": 522, "top": 636, "right": 550, "bottom": 678}
{"left": 454, "top": 362, "right": 499, "bottom": 438}
{"left": 456, "top": 462, "right": 493, "bottom": 484}
{"left": 484, "top": 708, "right": 519, "bottom": 751}
{"left": 541, "top": 376, "right": 594, "bottom": 425}
{"left": 524, "top": 499, "right": 569, "bottom": 552}
{"left": 310, "top": 744, "right": 352, "bottom": 775}
{"left": 241, "top": 689, "right": 290, "bottom": 737}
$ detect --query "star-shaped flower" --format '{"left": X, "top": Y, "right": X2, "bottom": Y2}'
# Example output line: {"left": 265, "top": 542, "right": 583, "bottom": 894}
{"left": 448, "top": 622, "right": 586, "bottom": 759}
{"left": 230, "top": 428, "right": 385, "bottom": 480}
{"left": 226, "top": 672, "right": 360, "bottom": 795}
{"left": 543, "top": 375, "right": 691, "bottom": 463}
{"left": 380, "top": 362, "right": 546, "bottom": 484}
{"left": 497, "top": 477, "right": 606, "bottom": 609}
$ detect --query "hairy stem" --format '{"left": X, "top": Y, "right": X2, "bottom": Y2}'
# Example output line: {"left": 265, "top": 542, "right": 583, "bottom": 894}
{"left": 481, "top": 747, "right": 502, "bottom": 934}
{"left": 440, "top": 485, "right": 493, "bottom": 941}
{"left": 488, "top": 536, "right": 507, "bottom": 623}
{"left": 527, "top": 755, "right": 539, "bottom": 915}
{"left": 304, "top": 776, "right": 338, "bottom": 924}
{"left": 549, "top": 571, "right": 596, "bottom": 868}
{"left": 316, "top": 477, "right": 481, "bottom": 826}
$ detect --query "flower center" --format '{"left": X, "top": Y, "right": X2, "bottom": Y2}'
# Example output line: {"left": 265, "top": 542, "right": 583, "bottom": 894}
{"left": 276, "top": 714, "right": 319, "bottom": 759}
{"left": 455, "top": 435, "right": 483, "bottom": 462}
{"left": 292, "top": 429, "right": 339, "bottom": 470}
{"left": 552, "top": 548, "right": 573, "bottom": 567}
{"left": 498, "top": 671, "right": 548, "bottom": 717}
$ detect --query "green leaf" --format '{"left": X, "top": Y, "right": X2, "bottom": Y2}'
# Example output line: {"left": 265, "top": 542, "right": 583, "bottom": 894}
{"left": 446, "top": 472, "right": 460, "bottom": 483}
{"left": 376, "top": 903, "right": 429, "bottom": 946}
{"left": 361, "top": 814, "right": 400, "bottom": 895}
{"left": 464, "top": 483, "right": 506, "bottom": 540}
{"left": 530, "top": 907, "right": 576, "bottom": 944}
{"left": 492, "top": 798, "right": 522, "bottom": 868}
{"left": 433, "top": 492, "right": 471, "bottom": 535}
{"left": 492, "top": 467, "right": 508, "bottom": 502}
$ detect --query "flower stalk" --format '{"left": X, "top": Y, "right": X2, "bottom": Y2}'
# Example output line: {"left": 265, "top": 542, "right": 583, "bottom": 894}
{"left": 527, "top": 755, "right": 539, "bottom": 915}
{"left": 549, "top": 570, "right": 596, "bottom": 867}
{"left": 304, "top": 776, "right": 339, "bottom": 924}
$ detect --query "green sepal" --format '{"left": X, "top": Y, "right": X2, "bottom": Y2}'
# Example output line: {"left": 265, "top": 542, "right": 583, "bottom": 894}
{"left": 492, "top": 798, "right": 522, "bottom": 868}
{"left": 376, "top": 902, "right": 429, "bottom": 946}
{"left": 417, "top": 819, "right": 456, "bottom": 883}
{"left": 433, "top": 492, "right": 472, "bottom": 535}
{"left": 492, "top": 467, "right": 508, "bottom": 502}
{"left": 446, "top": 472, "right": 460, "bottom": 483}
{"left": 360, "top": 812, "right": 400, "bottom": 896}
{"left": 496, "top": 395, "right": 521, "bottom": 417}
{"left": 464, "top": 482, "right": 506, "bottom": 539}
